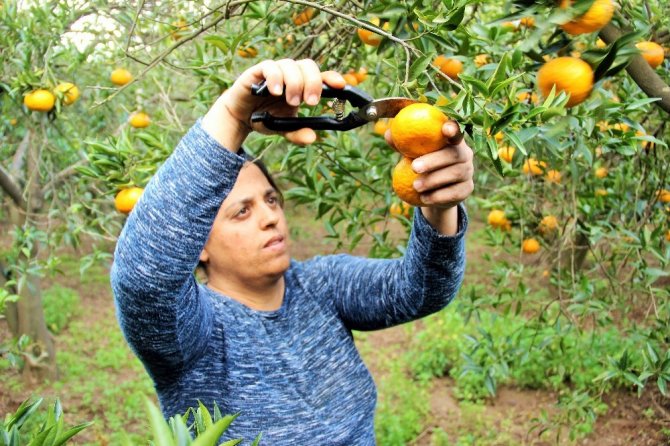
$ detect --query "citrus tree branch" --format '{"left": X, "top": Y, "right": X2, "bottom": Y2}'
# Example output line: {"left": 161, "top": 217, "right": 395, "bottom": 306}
{"left": 92, "top": 0, "right": 254, "bottom": 108}
{"left": 599, "top": 23, "right": 670, "bottom": 115}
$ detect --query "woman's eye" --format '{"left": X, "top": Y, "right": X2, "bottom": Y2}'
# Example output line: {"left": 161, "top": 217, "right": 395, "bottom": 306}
{"left": 236, "top": 207, "right": 248, "bottom": 216}
{"left": 267, "top": 196, "right": 278, "bottom": 205}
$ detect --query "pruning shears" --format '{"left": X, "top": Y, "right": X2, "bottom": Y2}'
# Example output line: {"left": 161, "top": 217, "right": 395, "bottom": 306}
{"left": 250, "top": 81, "right": 416, "bottom": 132}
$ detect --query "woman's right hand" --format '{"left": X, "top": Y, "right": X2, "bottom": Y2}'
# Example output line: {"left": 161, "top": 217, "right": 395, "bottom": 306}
{"left": 202, "top": 59, "right": 345, "bottom": 150}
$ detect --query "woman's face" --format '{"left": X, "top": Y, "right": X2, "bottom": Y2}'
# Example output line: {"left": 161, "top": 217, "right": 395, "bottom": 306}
{"left": 200, "top": 163, "right": 290, "bottom": 285}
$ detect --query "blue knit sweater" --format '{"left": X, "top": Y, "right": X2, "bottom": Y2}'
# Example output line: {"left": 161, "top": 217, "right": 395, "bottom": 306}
{"left": 110, "top": 120, "right": 468, "bottom": 445}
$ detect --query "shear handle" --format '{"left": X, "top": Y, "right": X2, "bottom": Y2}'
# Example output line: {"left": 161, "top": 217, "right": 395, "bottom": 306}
{"left": 250, "top": 111, "right": 367, "bottom": 132}
{"left": 251, "top": 81, "right": 374, "bottom": 107}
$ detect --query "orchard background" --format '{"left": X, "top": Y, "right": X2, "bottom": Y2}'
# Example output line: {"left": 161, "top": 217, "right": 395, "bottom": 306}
{"left": 1, "top": 0, "right": 670, "bottom": 444}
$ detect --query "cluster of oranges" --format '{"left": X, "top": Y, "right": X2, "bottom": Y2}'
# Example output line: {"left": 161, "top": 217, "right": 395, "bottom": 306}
{"left": 536, "top": 0, "right": 664, "bottom": 108}
{"left": 487, "top": 209, "right": 559, "bottom": 255}
{"left": 23, "top": 82, "right": 80, "bottom": 112}
{"left": 110, "top": 68, "right": 151, "bottom": 129}
{"left": 342, "top": 67, "right": 368, "bottom": 86}
{"left": 388, "top": 103, "right": 451, "bottom": 206}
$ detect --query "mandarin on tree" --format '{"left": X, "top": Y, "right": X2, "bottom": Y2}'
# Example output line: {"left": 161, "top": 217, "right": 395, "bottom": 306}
{"left": 539, "top": 215, "right": 559, "bottom": 234}
{"left": 537, "top": 57, "right": 594, "bottom": 107}
{"left": 559, "top": 0, "right": 614, "bottom": 35}
{"left": 636, "top": 41, "right": 665, "bottom": 69}
{"left": 487, "top": 209, "right": 511, "bottom": 230}
{"left": 522, "top": 158, "right": 547, "bottom": 176}
{"left": 342, "top": 73, "right": 358, "bottom": 86}
{"left": 357, "top": 18, "right": 388, "bottom": 47}
{"left": 237, "top": 46, "right": 258, "bottom": 58}
{"left": 129, "top": 112, "right": 151, "bottom": 128}
{"left": 545, "top": 169, "right": 562, "bottom": 184}
{"left": 595, "top": 167, "right": 608, "bottom": 178}
{"left": 24, "top": 89, "right": 56, "bottom": 112}
{"left": 433, "top": 55, "right": 462, "bottom": 79}
{"left": 522, "top": 238, "right": 541, "bottom": 254}
{"left": 474, "top": 54, "right": 490, "bottom": 67}
{"left": 390, "top": 103, "right": 450, "bottom": 158}
{"left": 114, "top": 187, "right": 144, "bottom": 214}
{"left": 55, "top": 82, "right": 80, "bottom": 105}
{"left": 110, "top": 68, "right": 132, "bottom": 86}
{"left": 389, "top": 201, "right": 411, "bottom": 218}
{"left": 498, "top": 146, "right": 515, "bottom": 163}
{"left": 657, "top": 189, "right": 670, "bottom": 203}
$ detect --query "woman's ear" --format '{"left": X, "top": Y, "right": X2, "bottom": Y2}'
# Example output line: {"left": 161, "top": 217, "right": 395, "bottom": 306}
{"left": 199, "top": 248, "right": 209, "bottom": 264}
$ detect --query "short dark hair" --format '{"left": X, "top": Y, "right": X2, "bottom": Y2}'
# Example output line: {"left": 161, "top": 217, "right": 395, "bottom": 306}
{"left": 240, "top": 149, "right": 284, "bottom": 206}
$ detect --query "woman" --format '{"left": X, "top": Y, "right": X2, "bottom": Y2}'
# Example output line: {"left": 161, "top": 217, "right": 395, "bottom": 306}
{"left": 111, "top": 58, "right": 474, "bottom": 445}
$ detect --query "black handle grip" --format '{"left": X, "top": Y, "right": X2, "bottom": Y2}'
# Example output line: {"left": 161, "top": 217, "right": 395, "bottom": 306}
{"left": 250, "top": 111, "right": 367, "bottom": 131}
{"left": 251, "top": 81, "right": 374, "bottom": 107}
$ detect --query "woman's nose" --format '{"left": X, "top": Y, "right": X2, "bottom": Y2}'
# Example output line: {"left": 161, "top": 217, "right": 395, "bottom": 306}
{"left": 259, "top": 203, "right": 280, "bottom": 227}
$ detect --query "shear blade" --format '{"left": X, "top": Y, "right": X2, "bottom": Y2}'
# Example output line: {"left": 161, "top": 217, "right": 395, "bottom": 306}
{"left": 361, "top": 98, "right": 418, "bottom": 121}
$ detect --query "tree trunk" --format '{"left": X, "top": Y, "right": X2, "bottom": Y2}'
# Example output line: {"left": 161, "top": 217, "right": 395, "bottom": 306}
{"left": 1, "top": 129, "right": 57, "bottom": 383}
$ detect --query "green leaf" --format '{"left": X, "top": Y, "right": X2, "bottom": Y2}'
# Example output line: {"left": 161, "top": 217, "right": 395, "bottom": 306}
{"left": 53, "top": 422, "right": 94, "bottom": 446}
{"left": 408, "top": 54, "right": 432, "bottom": 82}
{"left": 191, "top": 415, "right": 239, "bottom": 446}
{"left": 458, "top": 74, "right": 489, "bottom": 96}
{"left": 658, "top": 377, "right": 668, "bottom": 396}
{"left": 203, "top": 36, "right": 229, "bottom": 53}
{"left": 445, "top": 6, "right": 465, "bottom": 30}
{"left": 505, "top": 131, "right": 527, "bottom": 157}
{"left": 146, "top": 399, "right": 173, "bottom": 446}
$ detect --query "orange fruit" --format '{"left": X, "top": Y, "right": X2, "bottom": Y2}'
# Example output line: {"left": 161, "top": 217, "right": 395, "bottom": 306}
{"left": 115, "top": 187, "right": 144, "bottom": 214}
{"left": 474, "top": 54, "right": 490, "bottom": 67}
{"left": 539, "top": 215, "right": 559, "bottom": 234}
{"left": 517, "top": 91, "right": 539, "bottom": 104}
{"left": 594, "top": 167, "right": 608, "bottom": 179}
{"left": 522, "top": 158, "right": 547, "bottom": 176}
{"left": 433, "top": 55, "right": 462, "bottom": 79}
{"left": 537, "top": 57, "right": 593, "bottom": 107}
{"left": 237, "top": 46, "right": 258, "bottom": 58}
{"left": 373, "top": 118, "right": 392, "bottom": 136}
{"left": 522, "top": 238, "right": 541, "bottom": 254}
{"left": 292, "top": 7, "right": 316, "bottom": 26}
{"left": 23, "top": 89, "right": 56, "bottom": 112}
{"left": 666, "top": 230, "right": 670, "bottom": 243}
{"left": 657, "top": 189, "right": 670, "bottom": 203}
{"left": 129, "top": 112, "right": 151, "bottom": 128}
{"left": 55, "top": 82, "right": 80, "bottom": 105}
{"left": 596, "top": 38, "right": 607, "bottom": 48}
{"left": 545, "top": 169, "right": 562, "bottom": 184}
{"left": 498, "top": 146, "right": 515, "bottom": 163}
{"left": 487, "top": 210, "right": 511, "bottom": 231}
{"left": 595, "top": 188, "right": 608, "bottom": 197}
{"left": 392, "top": 157, "right": 424, "bottom": 206}
{"left": 390, "top": 201, "right": 411, "bottom": 218}
{"left": 170, "top": 19, "right": 188, "bottom": 40}
{"left": 636, "top": 41, "right": 664, "bottom": 69}
{"left": 342, "top": 73, "right": 359, "bottom": 86}
{"left": 611, "top": 123, "right": 630, "bottom": 132}
{"left": 353, "top": 67, "right": 368, "bottom": 83}
{"left": 390, "top": 103, "right": 450, "bottom": 158}
{"left": 9, "top": 118, "right": 17, "bottom": 125}
{"left": 110, "top": 68, "right": 133, "bottom": 86}
{"left": 559, "top": 0, "right": 614, "bottom": 35}
{"left": 357, "top": 18, "right": 388, "bottom": 47}
{"left": 519, "top": 17, "right": 535, "bottom": 28}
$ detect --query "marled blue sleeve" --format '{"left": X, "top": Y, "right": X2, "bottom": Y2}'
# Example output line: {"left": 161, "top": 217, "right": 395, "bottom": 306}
{"left": 314, "top": 207, "right": 467, "bottom": 331}
{"left": 110, "top": 120, "right": 246, "bottom": 378}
